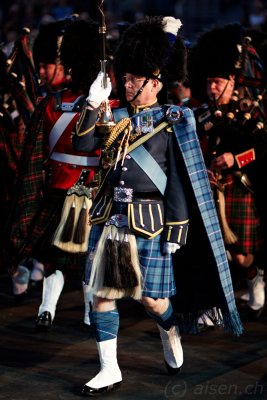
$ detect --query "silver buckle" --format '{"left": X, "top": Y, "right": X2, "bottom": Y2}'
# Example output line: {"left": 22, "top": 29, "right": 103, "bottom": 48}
{"left": 113, "top": 187, "right": 133, "bottom": 203}
{"left": 166, "top": 106, "right": 183, "bottom": 124}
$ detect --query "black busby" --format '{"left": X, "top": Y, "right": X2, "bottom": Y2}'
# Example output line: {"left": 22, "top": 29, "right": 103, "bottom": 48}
{"left": 32, "top": 20, "right": 66, "bottom": 68}
{"left": 60, "top": 18, "right": 100, "bottom": 92}
{"left": 113, "top": 16, "right": 187, "bottom": 103}
{"left": 193, "top": 24, "right": 242, "bottom": 79}
{"left": 188, "top": 24, "right": 243, "bottom": 102}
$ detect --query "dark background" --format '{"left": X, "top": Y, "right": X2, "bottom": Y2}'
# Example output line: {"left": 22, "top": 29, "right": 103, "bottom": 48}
{"left": 1, "top": 0, "right": 267, "bottom": 54}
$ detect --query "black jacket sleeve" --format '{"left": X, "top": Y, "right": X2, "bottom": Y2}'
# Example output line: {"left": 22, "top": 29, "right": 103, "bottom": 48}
{"left": 72, "top": 106, "right": 101, "bottom": 152}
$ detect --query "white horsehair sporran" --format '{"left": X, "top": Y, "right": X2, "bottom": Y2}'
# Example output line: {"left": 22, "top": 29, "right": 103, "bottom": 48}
{"left": 51, "top": 184, "right": 93, "bottom": 253}
{"left": 88, "top": 187, "right": 142, "bottom": 300}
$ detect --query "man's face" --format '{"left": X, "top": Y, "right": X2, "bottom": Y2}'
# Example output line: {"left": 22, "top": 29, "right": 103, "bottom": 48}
{"left": 39, "top": 62, "right": 65, "bottom": 88}
{"left": 123, "top": 73, "right": 159, "bottom": 106}
{"left": 207, "top": 76, "right": 235, "bottom": 105}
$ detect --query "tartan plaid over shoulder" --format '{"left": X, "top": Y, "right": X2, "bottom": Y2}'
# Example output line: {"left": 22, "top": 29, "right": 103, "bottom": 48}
{"left": 171, "top": 105, "right": 243, "bottom": 335}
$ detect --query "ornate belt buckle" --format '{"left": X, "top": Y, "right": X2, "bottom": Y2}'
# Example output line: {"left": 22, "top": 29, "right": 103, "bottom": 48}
{"left": 166, "top": 106, "right": 183, "bottom": 124}
{"left": 113, "top": 187, "right": 133, "bottom": 203}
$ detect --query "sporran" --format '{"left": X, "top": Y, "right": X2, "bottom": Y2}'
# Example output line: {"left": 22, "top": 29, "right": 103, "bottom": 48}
{"left": 51, "top": 184, "right": 93, "bottom": 253}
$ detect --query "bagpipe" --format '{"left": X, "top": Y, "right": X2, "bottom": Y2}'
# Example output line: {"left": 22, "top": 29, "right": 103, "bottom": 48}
{"left": 228, "top": 35, "right": 267, "bottom": 130}
{"left": 199, "top": 35, "right": 267, "bottom": 137}
{"left": 195, "top": 34, "right": 267, "bottom": 245}
{"left": 5, "top": 27, "right": 42, "bottom": 125}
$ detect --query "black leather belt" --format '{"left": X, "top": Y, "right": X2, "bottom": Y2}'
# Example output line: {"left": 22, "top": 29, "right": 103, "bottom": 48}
{"left": 133, "top": 192, "right": 163, "bottom": 201}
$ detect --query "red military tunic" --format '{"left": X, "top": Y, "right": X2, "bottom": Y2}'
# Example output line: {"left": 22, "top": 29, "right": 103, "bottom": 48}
{"left": 44, "top": 90, "right": 100, "bottom": 189}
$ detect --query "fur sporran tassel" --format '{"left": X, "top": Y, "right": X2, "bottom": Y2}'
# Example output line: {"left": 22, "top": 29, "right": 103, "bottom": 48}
{"left": 89, "top": 225, "right": 142, "bottom": 300}
{"left": 60, "top": 200, "right": 76, "bottom": 242}
{"left": 51, "top": 190, "right": 92, "bottom": 253}
{"left": 103, "top": 231, "right": 122, "bottom": 288}
{"left": 216, "top": 188, "right": 238, "bottom": 245}
{"left": 73, "top": 198, "right": 87, "bottom": 244}
{"left": 118, "top": 233, "right": 138, "bottom": 288}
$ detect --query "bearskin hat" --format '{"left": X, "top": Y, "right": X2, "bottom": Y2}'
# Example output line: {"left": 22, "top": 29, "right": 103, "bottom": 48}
{"left": 188, "top": 24, "right": 243, "bottom": 102}
{"left": 32, "top": 20, "right": 66, "bottom": 67}
{"left": 194, "top": 24, "right": 242, "bottom": 79}
{"left": 113, "top": 16, "right": 187, "bottom": 103}
{"left": 60, "top": 18, "right": 100, "bottom": 92}
{"left": 189, "top": 23, "right": 267, "bottom": 102}
{"left": 113, "top": 16, "right": 187, "bottom": 85}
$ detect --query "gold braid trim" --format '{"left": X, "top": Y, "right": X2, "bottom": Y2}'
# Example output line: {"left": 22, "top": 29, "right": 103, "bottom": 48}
{"left": 104, "top": 117, "right": 131, "bottom": 149}
{"left": 76, "top": 123, "right": 95, "bottom": 137}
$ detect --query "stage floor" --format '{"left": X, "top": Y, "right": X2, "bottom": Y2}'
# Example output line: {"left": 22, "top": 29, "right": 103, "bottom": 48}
{"left": 0, "top": 271, "right": 266, "bottom": 400}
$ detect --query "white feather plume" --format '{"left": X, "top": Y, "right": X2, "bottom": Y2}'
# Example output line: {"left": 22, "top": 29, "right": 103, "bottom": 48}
{"left": 162, "top": 16, "right": 182, "bottom": 36}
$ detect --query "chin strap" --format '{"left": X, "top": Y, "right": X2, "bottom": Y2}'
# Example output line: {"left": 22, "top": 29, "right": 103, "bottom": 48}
{"left": 129, "top": 78, "right": 149, "bottom": 102}
{"left": 214, "top": 78, "right": 232, "bottom": 105}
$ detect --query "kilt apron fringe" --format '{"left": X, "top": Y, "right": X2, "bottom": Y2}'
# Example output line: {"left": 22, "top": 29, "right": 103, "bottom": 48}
{"left": 174, "top": 306, "right": 243, "bottom": 335}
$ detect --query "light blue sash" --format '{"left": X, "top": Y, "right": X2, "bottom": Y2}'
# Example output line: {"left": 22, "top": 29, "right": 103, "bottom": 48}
{"left": 130, "top": 145, "right": 167, "bottom": 195}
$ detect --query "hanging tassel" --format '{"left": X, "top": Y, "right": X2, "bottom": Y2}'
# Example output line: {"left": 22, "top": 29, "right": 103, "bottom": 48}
{"left": 103, "top": 231, "right": 122, "bottom": 288}
{"left": 118, "top": 233, "right": 138, "bottom": 288}
{"left": 73, "top": 198, "right": 87, "bottom": 244}
{"left": 216, "top": 188, "right": 238, "bottom": 244}
{"left": 94, "top": 227, "right": 142, "bottom": 300}
{"left": 60, "top": 200, "right": 76, "bottom": 242}
{"left": 121, "top": 127, "right": 131, "bottom": 166}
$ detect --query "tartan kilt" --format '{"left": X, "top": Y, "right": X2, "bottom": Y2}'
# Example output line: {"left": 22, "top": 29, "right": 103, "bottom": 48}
{"left": 85, "top": 224, "right": 176, "bottom": 298}
{"left": 21, "top": 188, "right": 87, "bottom": 275}
{"left": 224, "top": 174, "right": 264, "bottom": 254}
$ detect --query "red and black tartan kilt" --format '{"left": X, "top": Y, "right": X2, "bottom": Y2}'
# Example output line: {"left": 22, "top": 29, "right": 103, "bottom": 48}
{"left": 22, "top": 188, "right": 87, "bottom": 276}
{"left": 224, "top": 174, "right": 264, "bottom": 254}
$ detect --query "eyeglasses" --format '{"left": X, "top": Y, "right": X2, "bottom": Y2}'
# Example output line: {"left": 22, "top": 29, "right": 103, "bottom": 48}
{"left": 122, "top": 75, "right": 147, "bottom": 86}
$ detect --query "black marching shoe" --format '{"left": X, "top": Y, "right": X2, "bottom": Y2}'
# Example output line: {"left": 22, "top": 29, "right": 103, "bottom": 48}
{"left": 35, "top": 311, "right": 52, "bottom": 331}
{"left": 80, "top": 382, "right": 121, "bottom": 397}
{"left": 243, "top": 304, "right": 264, "bottom": 321}
{"left": 13, "top": 291, "right": 28, "bottom": 305}
{"left": 164, "top": 360, "right": 181, "bottom": 376}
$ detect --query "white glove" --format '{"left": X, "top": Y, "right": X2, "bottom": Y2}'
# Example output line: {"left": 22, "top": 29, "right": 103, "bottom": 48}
{"left": 86, "top": 71, "right": 112, "bottom": 107}
{"left": 163, "top": 242, "right": 181, "bottom": 254}
{"left": 162, "top": 16, "right": 182, "bottom": 36}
